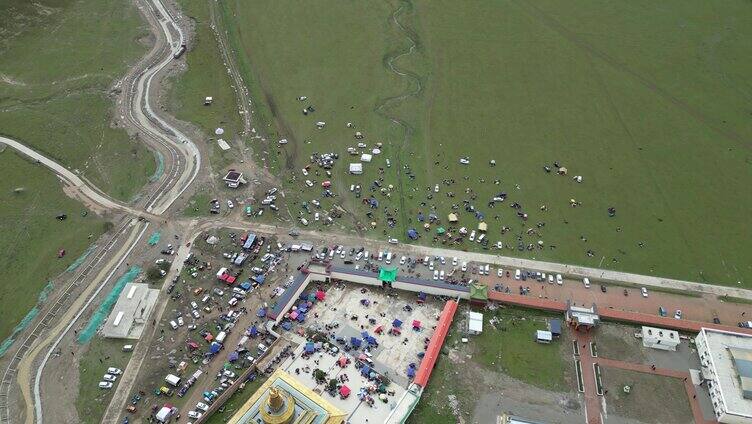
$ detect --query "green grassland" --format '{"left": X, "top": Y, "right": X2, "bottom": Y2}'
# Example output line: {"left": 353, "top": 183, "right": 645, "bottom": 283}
{"left": 0, "top": 0, "right": 155, "bottom": 341}
{"left": 0, "top": 151, "right": 105, "bottom": 342}
{"left": 166, "top": 0, "right": 243, "bottom": 169}
{"left": 0, "top": 0, "right": 155, "bottom": 200}
{"left": 219, "top": 0, "right": 752, "bottom": 286}
{"left": 76, "top": 337, "right": 134, "bottom": 424}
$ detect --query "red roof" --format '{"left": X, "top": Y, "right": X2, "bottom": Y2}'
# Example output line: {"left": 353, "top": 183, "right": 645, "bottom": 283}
{"left": 414, "top": 300, "right": 458, "bottom": 387}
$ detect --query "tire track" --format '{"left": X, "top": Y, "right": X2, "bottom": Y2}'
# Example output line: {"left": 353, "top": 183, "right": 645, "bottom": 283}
{"left": 374, "top": 0, "right": 423, "bottom": 237}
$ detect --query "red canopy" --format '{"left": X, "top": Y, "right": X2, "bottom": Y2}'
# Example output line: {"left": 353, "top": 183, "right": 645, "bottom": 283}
{"left": 358, "top": 353, "right": 367, "bottom": 361}
{"left": 204, "top": 334, "right": 214, "bottom": 342}
{"left": 316, "top": 290, "right": 326, "bottom": 301}
{"left": 338, "top": 357, "right": 347, "bottom": 367}
{"left": 412, "top": 320, "right": 421, "bottom": 328}
{"left": 339, "top": 385, "right": 351, "bottom": 397}
{"left": 374, "top": 325, "right": 384, "bottom": 334}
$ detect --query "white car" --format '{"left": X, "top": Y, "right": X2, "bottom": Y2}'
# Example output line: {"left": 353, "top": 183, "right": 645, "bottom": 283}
{"left": 548, "top": 274, "right": 554, "bottom": 284}
{"left": 196, "top": 402, "right": 209, "bottom": 412}
{"left": 439, "top": 270, "right": 445, "bottom": 280}
{"left": 641, "top": 287, "right": 648, "bottom": 297}
{"left": 556, "top": 274, "right": 563, "bottom": 285}
{"left": 674, "top": 310, "right": 682, "bottom": 319}
{"left": 388, "top": 238, "right": 399, "bottom": 244}
{"left": 190, "top": 301, "right": 198, "bottom": 309}
{"left": 177, "top": 316, "right": 184, "bottom": 326}
{"left": 429, "top": 261, "right": 435, "bottom": 271}
{"left": 107, "top": 367, "right": 123, "bottom": 375}
{"left": 440, "top": 256, "right": 446, "bottom": 265}
{"left": 227, "top": 200, "right": 234, "bottom": 209}
{"left": 399, "top": 256, "right": 406, "bottom": 265}
{"left": 169, "top": 320, "right": 178, "bottom": 330}
{"left": 452, "top": 257, "right": 458, "bottom": 266}
{"left": 498, "top": 268, "right": 504, "bottom": 277}
{"left": 583, "top": 278, "right": 591, "bottom": 288}
{"left": 469, "top": 230, "right": 476, "bottom": 241}
{"left": 433, "top": 270, "right": 439, "bottom": 280}
{"left": 340, "top": 250, "right": 346, "bottom": 259}
{"left": 192, "top": 309, "right": 201, "bottom": 319}
{"left": 305, "top": 180, "right": 314, "bottom": 187}
{"left": 461, "top": 262, "right": 467, "bottom": 272}
{"left": 103, "top": 374, "right": 117, "bottom": 382}
{"left": 514, "top": 269, "right": 521, "bottom": 280}
{"left": 98, "top": 382, "right": 113, "bottom": 389}
{"left": 188, "top": 411, "right": 203, "bottom": 419}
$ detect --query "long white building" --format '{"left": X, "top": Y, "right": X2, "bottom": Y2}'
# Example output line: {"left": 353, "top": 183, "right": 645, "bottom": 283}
{"left": 696, "top": 328, "right": 752, "bottom": 423}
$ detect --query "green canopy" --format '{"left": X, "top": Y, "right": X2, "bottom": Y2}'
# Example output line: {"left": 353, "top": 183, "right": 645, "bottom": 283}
{"left": 469, "top": 283, "right": 488, "bottom": 301}
{"left": 379, "top": 267, "right": 398, "bottom": 283}
{"left": 436, "top": 227, "right": 446, "bottom": 235}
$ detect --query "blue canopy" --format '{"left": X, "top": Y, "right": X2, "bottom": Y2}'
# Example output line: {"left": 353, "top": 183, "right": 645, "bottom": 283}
{"left": 361, "top": 365, "right": 371, "bottom": 376}
{"left": 257, "top": 308, "right": 266, "bottom": 318}
{"left": 297, "top": 304, "right": 308, "bottom": 313}
{"left": 296, "top": 313, "right": 306, "bottom": 322}
{"left": 407, "top": 229, "right": 418, "bottom": 240}
{"left": 392, "top": 319, "right": 402, "bottom": 328}
{"left": 417, "top": 292, "right": 427, "bottom": 301}
{"left": 305, "top": 342, "right": 315, "bottom": 354}
{"left": 350, "top": 337, "right": 362, "bottom": 347}
{"left": 406, "top": 366, "right": 416, "bottom": 378}
{"left": 252, "top": 274, "right": 266, "bottom": 284}
{"left": 228, "top": 351, "right": 239, "bottom": 362}
{"left": 361, "top": 331, "right": 369, "bottom": 339}
{"left": 417, "top": 212, "right": 424, "bottom": 222}
{"left": 367, "top": 336, "right": 378, "bottom": 346}
{"left": 249, "top": 325, "right": 259, "bottom": 337}
{"left": 210, "top": 342, "right": 221, "bottom": 354}
{"left": 280, "top": 321, "right": 292, "bottom": 331}
{"left": 299, "top": 292, "right": 309, "bottom": 300}
{"left": 240, "top": 281, "right": 252, "bottom": 291}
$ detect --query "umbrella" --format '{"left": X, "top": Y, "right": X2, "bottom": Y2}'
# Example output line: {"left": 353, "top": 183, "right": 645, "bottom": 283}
{"left": 367, "top": 336, "right": 378, "bottom": 346}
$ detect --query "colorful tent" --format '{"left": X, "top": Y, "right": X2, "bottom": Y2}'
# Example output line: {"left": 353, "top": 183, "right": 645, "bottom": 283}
{"left": 290, "top": 311, "right": 299, "bottom": 320}
{"left": 305, "top": 342, "right": 314, "bottom": 354}
{"left": 478, "top": 222, "right": 488, "bottom": 232}
{"left": 315, "top": 290, "right": 325, "bottom": 301}
{"left": 447, "top": 213, "right": 458, "bottom": 222}
{"left": 436, "top": 227, "right": 446, "bottom": 235}
{"left": 412, "top": 320, "right": 421, "bottom": 330}
{"left": 296, "top": 313, "right": 306, "bottom": 322}
{"left": 392, "top": 319, "right": 402, "bottom": 328}
{"left": 374, "top": 325, "right": 384, "bottom": 334}
{"left": 338, "top": 357, "right": 348, "bottom": 368}
{"left": 339, "top": 385, "right": 351, "bottom": 397}
{"left": 257, "top": 308, "right": 266, "bottom": 318}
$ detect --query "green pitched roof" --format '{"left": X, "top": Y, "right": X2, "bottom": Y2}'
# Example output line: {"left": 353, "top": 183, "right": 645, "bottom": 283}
{"left": 469, "top": 283, "right": 488, "bottom": 301}
{"left": 379, "top": 267, "right": 398, "bottom": 283}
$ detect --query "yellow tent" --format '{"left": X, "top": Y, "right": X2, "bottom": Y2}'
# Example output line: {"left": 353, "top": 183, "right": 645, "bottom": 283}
{"left": 478, "top": 222, "right": 488, "bottom": 232}
{"left": 448, "top": 213, "right": 458, "bottom": 223}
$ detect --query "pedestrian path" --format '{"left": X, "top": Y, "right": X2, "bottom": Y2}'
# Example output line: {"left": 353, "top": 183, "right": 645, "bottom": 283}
{"left": 573, "top": 331, "right": 602, "bottom": 424}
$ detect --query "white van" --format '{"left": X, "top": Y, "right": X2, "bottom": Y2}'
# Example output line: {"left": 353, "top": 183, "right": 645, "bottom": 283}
{"left": 228, "top": 297, "right": 239, "bottom": 306}
{"left": 216, "top": 331, "right": 227, "bottom": 344}
{"left": 477, "top": 234, "right": 486, "bottom": 243}
{"left": 169, "top": 320, "right": 178, "bottom": 330}
{"left": 583, "top": 277, "right": 591, "bottom": 288}
{"left": 385, "top": 252, "right": 392, "bottom": 264}
{"left": 378, "top": 251, "right": 384, "bottom": 261}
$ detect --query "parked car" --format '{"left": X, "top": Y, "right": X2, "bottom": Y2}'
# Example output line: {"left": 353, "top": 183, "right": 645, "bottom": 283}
{"left": 641, "top": 287, "right": 648, "bottom": 297}
{"left": 103, "top": 374, "right": 117, "bottom": 382}
{"left": 107, "top": 367, "right": 123, "bottom": 375}
{"left": 674, "top": 310, "right": 682, "bottom": 319}
{"left": 556, "top": 274, "right": 563, "bottom": 285}
{"left": 98, "top": 382, "right": 113, "bottom": 389}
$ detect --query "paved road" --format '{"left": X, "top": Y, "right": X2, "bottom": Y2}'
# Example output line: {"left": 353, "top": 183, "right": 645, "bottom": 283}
{"left": 0, "top": 136, "right": 160, "bottom": 221}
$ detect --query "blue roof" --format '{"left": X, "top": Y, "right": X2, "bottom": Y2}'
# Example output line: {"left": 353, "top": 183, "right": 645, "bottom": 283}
{"left": 280, "top": 321, "right": 292, "bottom": 331}
{"left": 350, "top": 337, "right": 362, "bottom": 347}
{"left": 550, "top": 319, "right": 562, "bottom": 335}
{"left": 269, "top": 273, "right": 309, "bottom": 319}
{"left": 392, "top": 319, "right": 402, "bottom": 328}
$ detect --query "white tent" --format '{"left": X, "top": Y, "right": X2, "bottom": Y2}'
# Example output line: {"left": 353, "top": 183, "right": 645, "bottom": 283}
{"left": 349, "top": 163, "right": 363, "bottom": 175}
{"left": 360, "top": 153, "right": 372, "bottom": 163}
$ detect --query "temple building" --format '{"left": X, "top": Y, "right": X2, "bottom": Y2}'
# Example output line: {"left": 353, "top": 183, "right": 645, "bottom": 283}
{"left": 228, "top": 369, "right": 347, "bottom": 424}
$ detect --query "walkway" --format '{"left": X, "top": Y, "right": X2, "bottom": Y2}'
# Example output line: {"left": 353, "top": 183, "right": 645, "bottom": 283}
{"left": 574, "top": 331, "right": 602, "bottom": 424}
{"left": 596, "top": 358, "right": 715, "bottom": 424}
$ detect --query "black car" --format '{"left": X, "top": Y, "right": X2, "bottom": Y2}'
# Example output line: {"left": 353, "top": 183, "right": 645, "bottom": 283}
{"left": 600, "top": 285, "right": 607, "bottom": 293}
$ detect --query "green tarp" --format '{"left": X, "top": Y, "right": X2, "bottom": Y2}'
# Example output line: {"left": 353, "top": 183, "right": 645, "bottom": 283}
{"left": 379, "top": 267, "right": 398, "bottom": 283}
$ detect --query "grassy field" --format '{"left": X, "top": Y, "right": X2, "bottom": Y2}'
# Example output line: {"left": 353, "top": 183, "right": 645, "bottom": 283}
{"left": 218, "top": 0, "right": 752, "bottom": 286}
{"left": 166, "top": 0, "right": 242, "bottom": 169}
{"left": 0, "top": 0, "right": 156, "bottom": 341}
{"left": 0, "top": 151, "right": 106, "bottom": 342}
{"left": 603, "top": 367, "right": 692, "bottom": 423}
{"left": 76, "top": 337, "right": 133, "bottom": 424}
{"left": 0, "top": 0, "right": 155, "bottom": 200}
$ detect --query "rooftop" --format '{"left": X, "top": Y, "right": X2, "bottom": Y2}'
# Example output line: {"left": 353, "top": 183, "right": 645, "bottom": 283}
{"left": 700, "top": 328, "right": 752, "bottom": 418}
{"left": 101, "top": 283, "right": 159, "bottom": 339}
